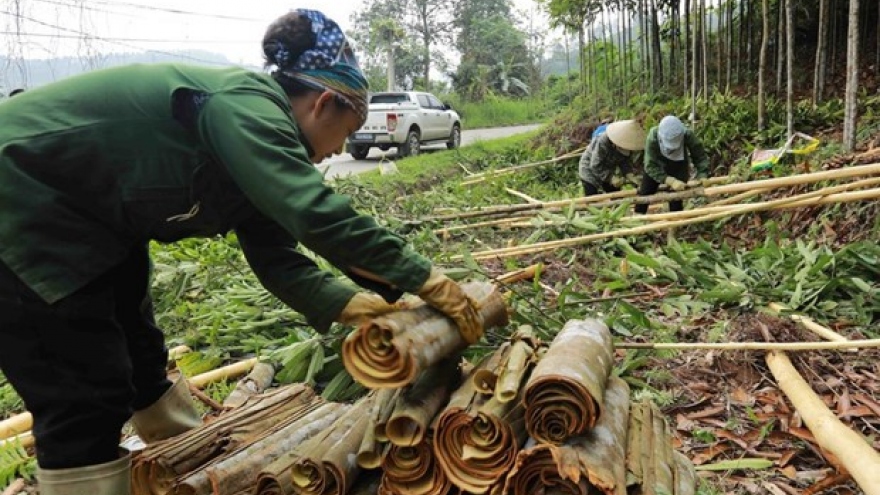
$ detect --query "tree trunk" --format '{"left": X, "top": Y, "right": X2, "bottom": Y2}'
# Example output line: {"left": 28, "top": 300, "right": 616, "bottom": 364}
{"left": 776, "top": 0, "right": 785, "bottom": 92}
{"left": 716, "top": 0, "right": 723, "bottom": 90}
{"left": 701, "top": 0, "right": 709, "bottom": 97}
{"left": 684, "top": 0, "right": 691, "bottom": 96}
{"left": 691, "top": 0, "right": 699, "bottom": 115}
{"left": 736, "top": 0, "right": 744, "bottom": 84}
{"left": 651, "top": 0, "right": 664, "bottom": 87}
{"left": 745, "top": 0, "right": 753, "bottom": 76}
{"left": 843, "top": 0, "right": 861, "bottom": 152}
{"left": 619, "top": 6, "right": 628, "bottom": 105}
{"left": 578, "top": 27, "right": 587, "bottom": 98}
{"left": 758, "top": 0, "right": 769, "bottom": 131}
{"left": 786, "top": 0, "right": 795, "bottom": 139}
{"left": 386, "top": 45, "right": 396, "bottom": 91}
{"left": 830, "top": 0, "right": 838, "bottom": 73}
{"left": 726, "top": 0, "right": 733, "bottom": 91}
{"left": 813, "top": 0, "right": 830, "bottom": 105}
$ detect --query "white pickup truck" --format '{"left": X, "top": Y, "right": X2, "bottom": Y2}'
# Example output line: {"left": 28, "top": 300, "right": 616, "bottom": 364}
{"left": 346, "top": 91, "right": 462, "bottom": 160}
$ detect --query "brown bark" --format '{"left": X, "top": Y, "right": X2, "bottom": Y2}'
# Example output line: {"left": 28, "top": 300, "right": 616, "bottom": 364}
{"left": 432, "top": 346, "right": 529, "bottom": 494}
{"left": 342, "top": 282, "right": 509, "bottom": 389}
{"left": 386, "top": 358, "right": 461, "bottom": 447}
{"left": 524, "top": 319, "right": 613, "bottom": 444}
{"left": 131, "top": 384, "right": 318, "bottom": 495}
{"left": 843, "top": 0, "right": 861, "bottom": 151}
{"left": 173, "top": 401, "right": 348, "bottom": 495}
{"left": 379, "top": 437, "right": 452, "bottom": 495}
{"left": 222, "top": 363, "right": 276, "bottom": 409}
{"left": 255, "top": 394, "right": 376, "bottom": 495}
{"left": 357, "top": 388, "right": 398, "bottom": 469}
{"left": 503, "top": 377, "right": 631, "bottom": 495}
{"left": 625, "top": 399, "right": 694, "bottom": 495}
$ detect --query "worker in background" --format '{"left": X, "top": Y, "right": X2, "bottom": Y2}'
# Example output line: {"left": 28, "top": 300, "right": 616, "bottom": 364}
{"left": 578, "top": 119, "right": 646, "bottom": 196}
{"left": 635, "top": 115, "right": 710, "bottom": 214}
{"left": 0, "top": 9, "right": 481, "bottom": 495}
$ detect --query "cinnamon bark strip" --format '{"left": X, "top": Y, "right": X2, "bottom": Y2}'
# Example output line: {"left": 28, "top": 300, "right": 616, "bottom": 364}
{"left": 503, "top": 377, "right": 630, "bottom": 495}
{"left": 342, "top": 282, "right": 509, "bottom": 389}
{"left": 523, "top": 319, "right": 613, "bottom": 445}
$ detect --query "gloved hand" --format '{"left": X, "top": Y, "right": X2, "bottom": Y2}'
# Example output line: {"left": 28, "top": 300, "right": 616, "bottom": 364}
{"left": 610, "top": 176, "right": 624, "bottom": 188}
{"left": 416, "top": 268, "right": 483, "bottom": 344}
{"left": 664, "top": 176, "right": 687, "bottom": 192}
{"left": 625, "top": 173, "right": 640, "bottom": 186}
{"left": 336, "top": 293, "right": 401, "bottom": 326}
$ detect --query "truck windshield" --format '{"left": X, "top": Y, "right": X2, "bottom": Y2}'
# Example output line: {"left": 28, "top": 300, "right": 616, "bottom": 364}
{"left": 370, "top": 94, "right": 409, "bottom": 104}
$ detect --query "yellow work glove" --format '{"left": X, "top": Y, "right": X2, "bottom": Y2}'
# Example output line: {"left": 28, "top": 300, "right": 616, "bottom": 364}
{"left": 416, "top": 268, "right": 484, "bottom": 344}
{"left": 610, "top": 176, "right": 624, "bottom": 188}
{"left": 625, "top": 173, "right": 640, "bottom": 186}
{"left": 336, "top": 293, "right": 401, "bottom": 326}
{"left": 664, "top": 176, "right": 687, "bottom": 192}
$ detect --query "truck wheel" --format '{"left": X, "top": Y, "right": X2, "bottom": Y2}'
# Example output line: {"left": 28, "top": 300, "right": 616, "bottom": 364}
{"left": 348, "top": 144, "right": 369, "bottom": 160}
{"left": 399, "top": 129, "right": 421, "bottom": 157}
{"left": 446, "top": 124, "right": 461, "bottom": 150}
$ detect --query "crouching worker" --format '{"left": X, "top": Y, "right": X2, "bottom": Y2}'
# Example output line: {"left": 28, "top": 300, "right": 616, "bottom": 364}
{"left": 635, "top": 115, "right": 710, "bottom": 214}
{"left": 0, "top": 8, "right": 481, "bottom": 495}
{"left": 578, "top": 119, "right": 646, "bottom": 196}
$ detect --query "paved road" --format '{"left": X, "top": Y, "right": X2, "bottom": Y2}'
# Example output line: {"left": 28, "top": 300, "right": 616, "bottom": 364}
{"left": 317, "top": 124, "right": 542, "bottom": 178}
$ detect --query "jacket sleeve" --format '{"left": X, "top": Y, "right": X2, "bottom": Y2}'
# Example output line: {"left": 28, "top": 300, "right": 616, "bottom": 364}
{"left": 686, "top": 130, "right": 710, "bottom": 178}
{"left": 643, "top": 130, "right": 668, "bottom": 183}
{"left": 195, "top": 90, "right": 432, "bottom": 297}
{"left": 235, "top": 215, "right": 356, "bottom": 333}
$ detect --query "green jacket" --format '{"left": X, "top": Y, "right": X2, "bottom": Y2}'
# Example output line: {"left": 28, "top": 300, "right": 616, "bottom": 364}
{"left": 0, "top": 63, "right": 431, "bottom": 332}
{"left": 643, "top": 126, "right": 710, "bottom": 183}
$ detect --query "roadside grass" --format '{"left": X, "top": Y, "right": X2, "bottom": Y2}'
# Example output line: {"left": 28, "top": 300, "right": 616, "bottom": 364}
{"left": 442, "top": 94, "right": 553, "bottom": 129}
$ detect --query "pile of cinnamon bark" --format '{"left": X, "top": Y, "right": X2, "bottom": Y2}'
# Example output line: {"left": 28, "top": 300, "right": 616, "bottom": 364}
{"left": 131, "top": 281, "right": 695, "bottom": 495}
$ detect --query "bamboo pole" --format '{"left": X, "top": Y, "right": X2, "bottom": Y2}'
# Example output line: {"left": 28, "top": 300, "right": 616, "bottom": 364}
{"left": 767, "top": 303, "right": 851, "bottom": 343}
{"left": 0, "top": 431, "right": 33, "bottom": 450}
{"left": 493, "top": 182, "right": 880, "bottom": 232}
{"left": 459, "top": 182, "right": 880, "bottom": 260}
{"left": 430, "top": 175, "right": 730, "bottom": 223}
{"left": 460, "top": 149, "right": 585, "bottom": 185}
{"left": 505, "top": 188, "right": 543, "bottom": 204}
{"left": 188, "top": 358, "right": 259, "bottom": 388}
{"left": 440, "top": 163, "right": 880, "bottom": 223}
{"left": 0, "top": 413, "right": 31, "bottom": 441}
{"left": 766, "top": 351, "right": 880, "bottom": 494}
{"left": 616, "top": 339, "right": 880, "bottom": 351}
{"left": 494, "top": 264, "right": 542, "bottom": 285}
{"left": 437, "top": 176, "right": 880, "bottom": 236}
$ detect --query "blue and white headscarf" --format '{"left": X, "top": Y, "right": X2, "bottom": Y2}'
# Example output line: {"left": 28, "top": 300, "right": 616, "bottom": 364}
{"left": 267, "top": 9, "right": 369, "bottom": 124}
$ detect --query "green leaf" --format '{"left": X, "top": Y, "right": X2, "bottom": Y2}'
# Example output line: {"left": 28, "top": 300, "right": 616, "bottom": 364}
{"left": 694, "top": 458, "right": 774, "bottom": 471}
{"left": 851, "top": 277, "right": 873, "bottom": 293}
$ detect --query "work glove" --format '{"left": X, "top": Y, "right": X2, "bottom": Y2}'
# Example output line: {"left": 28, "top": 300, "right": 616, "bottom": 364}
{"left": 664, "top": 176, "right": 687, "bottom": 192}
{"left": 336, "top": 292, "right": 402, "bottom": 326}
{"left": 687, "top": 174, "right": 710, "bottom": 187}
{"left": 416, "top": 267, "right": 484, "bottom": 344}
{"left": 610, "top": 176, "right": 624, "bottom": 188}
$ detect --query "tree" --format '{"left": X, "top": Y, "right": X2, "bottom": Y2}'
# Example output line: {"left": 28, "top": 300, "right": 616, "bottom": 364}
{"left": 813, "top": 0, "right": 830, "bottom": 105}
{"left": 758, "top": 0, "right": 769, "bottom": 131}
{"left": 408, "top": 0, "right": 453, "bottom": 90}
{"left": 785, "top": 0, "right": 794, "bottom": 139}
{"left": 843, "top": 0, "right": 860, "bottom": 151}
{"left": 540, "top": 0, "right": 596, "bottom": 97}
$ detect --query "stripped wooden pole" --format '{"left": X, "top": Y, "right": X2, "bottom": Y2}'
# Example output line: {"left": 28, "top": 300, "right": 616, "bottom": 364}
{"left": 767, "top": 303, "right": 852, "bottom": 344}
{"left": 458, "top": 185, "right": 880, "bottom": 260}
{"left": 616, "top": 339, "right": 880, "bottom": 351}
{"left": 766, "top": 351, "right": 880, "bottom": 495}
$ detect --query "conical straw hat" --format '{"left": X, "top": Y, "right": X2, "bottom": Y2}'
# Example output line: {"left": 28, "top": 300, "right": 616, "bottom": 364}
{"left": 605, "top": 120, "right": 647, "bottom": 151}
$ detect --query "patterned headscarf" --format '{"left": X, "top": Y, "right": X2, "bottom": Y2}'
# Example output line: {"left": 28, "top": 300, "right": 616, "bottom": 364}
{"left": 267, "top": 9, "right": 368, "bottom": 124}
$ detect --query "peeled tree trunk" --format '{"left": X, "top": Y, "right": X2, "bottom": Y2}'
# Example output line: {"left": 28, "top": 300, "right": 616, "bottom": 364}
{"left": 131, "top": 384, "right": 318, "bottom": 495}
{"left": 342, "top": 281, "right": 509, "bottom": 389}
{"left": 524, "top": 319, "right": 613, "bottom": 445}
{"left": 432, "top": 345, "right": 531, "bottom": 494}
{"left": 503, "top": 377, "right": 631, "bottom": 495}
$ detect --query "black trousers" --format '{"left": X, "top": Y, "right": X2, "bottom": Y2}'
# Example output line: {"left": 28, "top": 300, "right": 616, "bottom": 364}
{"left": 581, "top": 180, "right": 620, "bottom": 197}
{"left": 0, "top": 246, "right": 171, "bottom": 469}
{"left": 634, "top": 162, "right": 690, "bottom": 214}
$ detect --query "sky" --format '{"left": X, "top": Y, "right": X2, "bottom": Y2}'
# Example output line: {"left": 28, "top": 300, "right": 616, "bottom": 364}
{"left": 1, "top": 0, "right": 546, "bottom": 70}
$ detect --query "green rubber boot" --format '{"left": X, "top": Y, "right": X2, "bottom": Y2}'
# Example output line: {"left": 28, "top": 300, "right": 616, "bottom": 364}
{"left": 130, "top": 377, "right": 202, "bottom": 443}
{"left": 37, "top": 450, "right": 130, "bottom": 495}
